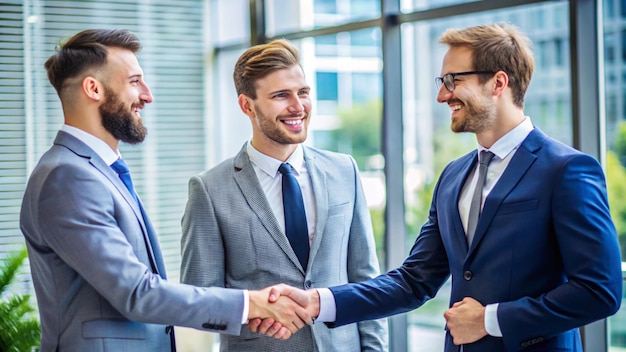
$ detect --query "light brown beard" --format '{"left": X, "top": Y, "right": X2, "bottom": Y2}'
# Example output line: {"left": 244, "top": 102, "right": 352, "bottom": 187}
{"left": 451, "top": 90, "right": 495, "bottom": 134}
{"left": 254, "top": 104, "right": 309, "bottom": 145}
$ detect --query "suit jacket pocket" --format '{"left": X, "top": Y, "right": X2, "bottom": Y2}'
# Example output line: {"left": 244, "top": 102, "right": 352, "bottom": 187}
{"left": 327, "top": 201, "right": 350, "bottom": 215}
{"left": 82, "top": 318, "right": 147, "bottom": 339}
{"left": 497, "top": 199, "right": 538, "bottom": 216}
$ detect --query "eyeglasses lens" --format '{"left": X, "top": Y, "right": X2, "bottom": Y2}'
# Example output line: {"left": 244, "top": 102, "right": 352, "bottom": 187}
{"left": 443, "top": 74, "right": 454, "bottom": 91}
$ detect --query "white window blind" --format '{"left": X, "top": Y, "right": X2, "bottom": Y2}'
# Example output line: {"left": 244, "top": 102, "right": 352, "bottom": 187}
{"left": 2, "top": 0, "right": 210, "bottom": 290}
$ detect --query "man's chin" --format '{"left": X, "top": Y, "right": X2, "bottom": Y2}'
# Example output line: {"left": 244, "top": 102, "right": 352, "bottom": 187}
{"left": 117, "top": 130, "right": 147, "bottom": 145}
{"left": 450, "top": 118, "right": 464, "bottom": 133}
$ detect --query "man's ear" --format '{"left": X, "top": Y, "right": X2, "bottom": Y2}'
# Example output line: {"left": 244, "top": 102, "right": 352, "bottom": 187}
{"left": 82, "top": 76, "right": 102, "bottom": 101}
{"left": 238, "top": 94, "right": 255, "bottom": 118}
{"left": 492, "top": 70, "right": 509, "bottom": 97}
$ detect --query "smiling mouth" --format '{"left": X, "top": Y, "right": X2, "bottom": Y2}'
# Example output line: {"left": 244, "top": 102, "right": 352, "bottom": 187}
{"left": 133, "top": 104, "right": 144, "bottom": 116}
{"left": 282, "top": 119, "right": 303, "bottom": 125}
{"left": 450, "top": 104, "right": 462, "bottom": 112}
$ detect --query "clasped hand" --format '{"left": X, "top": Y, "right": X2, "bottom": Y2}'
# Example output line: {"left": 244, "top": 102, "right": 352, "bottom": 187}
{"left": 248, "top": 284, "right": 320, "bottom": 339}
{"left": 444, "top": 297, "right": 488, "bottom": 345}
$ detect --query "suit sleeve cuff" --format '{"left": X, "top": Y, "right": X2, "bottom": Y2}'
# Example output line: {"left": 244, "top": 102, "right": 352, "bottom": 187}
{"left": 316, "top": 288, "right": 336, "bottom": 322}
{"left": 242, "top": 290, "right": 249, "bottom": 324}
{"left": 485, "top": 303, "right": 502, "bottom": 337}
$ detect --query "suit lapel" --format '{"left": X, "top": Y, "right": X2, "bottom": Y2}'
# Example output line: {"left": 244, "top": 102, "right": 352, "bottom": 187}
{"left": 450, "top": 152, "right": 477, "bottom": 254}
{"left": 468, "top": 129, "right": 544, "bottom": 255}
{"left": 54, "top": 131, "right": 164, "bottom": 277}
{"left": 232, "top": 144, "right": 306, "bottom": 272}
{"left": 304, "top": 148, "right": 327, "bottom": 269}
{"left": 104, "top": 166, "right": 163, "bottom": 277}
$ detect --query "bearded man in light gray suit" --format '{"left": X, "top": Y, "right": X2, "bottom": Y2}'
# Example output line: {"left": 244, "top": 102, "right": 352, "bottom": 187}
{"left": 180, "top": 39, "right": 388, "bottom": 351}
{"left": 20, "top": 29, "right": 310, "bottom": 352}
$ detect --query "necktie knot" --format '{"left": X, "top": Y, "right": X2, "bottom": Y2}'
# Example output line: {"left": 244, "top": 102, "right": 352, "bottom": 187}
{"left": 110, "top": 158, "right": 137, "bottom": 203}
{"left": 279, "top": 163, "right": 294, "bottom": 175}
{"left": 479, "top": 150, "right": 495, "bottom": 167}
{"left": 111, "top": 158, "right": 130, "bottom": 175}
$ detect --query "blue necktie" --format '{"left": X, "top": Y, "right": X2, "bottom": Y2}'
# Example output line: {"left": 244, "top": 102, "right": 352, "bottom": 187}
{"left": 110, "top": 158, "right": 167, "bottom": 279}
{"left": 278, "top": 163, "right": 310, "bottom": 269}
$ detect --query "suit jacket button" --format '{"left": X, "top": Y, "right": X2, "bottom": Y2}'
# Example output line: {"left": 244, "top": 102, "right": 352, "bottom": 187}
{"left": 304, "top": 280, "right": 312, "bottom": 289}
{"left": 463, "top": 271, "right": 472, "bottom": 280}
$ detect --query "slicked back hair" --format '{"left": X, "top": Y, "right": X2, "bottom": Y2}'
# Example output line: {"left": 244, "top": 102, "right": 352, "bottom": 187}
{"left": 233, "top": 39, "right": 300, "bottom": 99}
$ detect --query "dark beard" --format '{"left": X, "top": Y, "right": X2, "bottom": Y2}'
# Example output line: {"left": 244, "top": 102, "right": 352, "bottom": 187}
{"left": 100, "top": 87, "right": 147, "bottom": 144}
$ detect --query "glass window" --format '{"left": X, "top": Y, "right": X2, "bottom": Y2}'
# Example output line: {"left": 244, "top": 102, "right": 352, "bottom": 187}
{"left": 210, "top": 0, "right": 249, "bottom": 45}
{"left": 316, "top": 72, "right": 339, "bottom": 101}
{"left": 351, "top": 72, "right": 381, "bottom": 103}
{"left": 401, "top": 0, "right": 480, "bottom": 13}
{"left": 401, "top": 2, "right": 570, "bottom": 350}
{"left": 315, "top": 0, "right": 338, "bottom": 13}
{"left": 265, "top": 0, "right": 380, "bottom": 37}
{"left": 604, "top": 6, "right": 626, "bottom": 340}
{"left": 605, "top": 0, "right": 615, "bottom": 19}
{"left": 211, "top": 49, "right": 250, "bottom": 162}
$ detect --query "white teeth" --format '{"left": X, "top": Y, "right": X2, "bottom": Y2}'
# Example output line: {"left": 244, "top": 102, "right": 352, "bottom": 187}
{"left": 450, "top": 105, "right": 462, "bottom": 111}
{"left": 284, "top": 119, "right": 302, "bottom": 125}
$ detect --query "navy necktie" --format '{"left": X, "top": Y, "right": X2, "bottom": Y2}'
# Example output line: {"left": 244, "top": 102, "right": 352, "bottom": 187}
{"left": 278, "top": 163, "right": 310, "bottom": 269}
{"left": 110, "top": 158, "right": 167, "bottom": 279}
{"left": 466, "top": 150, "right": 495, "bottom": 245}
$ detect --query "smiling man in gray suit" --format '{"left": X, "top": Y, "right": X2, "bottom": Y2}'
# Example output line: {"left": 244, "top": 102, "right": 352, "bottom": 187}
{"left": 180, "top": 39, "right": 388, "bottom": 351}
{"left": 20, "top": 29, "right": 310, "bottom": 352}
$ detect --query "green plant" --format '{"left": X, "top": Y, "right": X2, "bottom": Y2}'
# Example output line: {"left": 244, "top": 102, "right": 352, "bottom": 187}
{"left": 0, "top": 247, "right": 40, "bottom": 352}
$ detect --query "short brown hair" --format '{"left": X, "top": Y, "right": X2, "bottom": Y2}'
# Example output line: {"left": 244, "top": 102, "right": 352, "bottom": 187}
{"left": 439, "top": 23, "right": 534, "bottom": 108}
{"left": 44, "top": 29, "right": 141, "bottom": 95}
{"left": 233, "top": 39, "right": 300, "bottom": 99}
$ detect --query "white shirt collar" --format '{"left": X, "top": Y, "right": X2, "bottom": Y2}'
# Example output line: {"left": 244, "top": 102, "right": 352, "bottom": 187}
{"left": 61, "top": 124, "right": 120, "bottom": 165}
{"left": 478, "top": 117, "right": 534, "bottom": 160}
{"left": 246, "top": 142, "right": 305, "bottom": 177}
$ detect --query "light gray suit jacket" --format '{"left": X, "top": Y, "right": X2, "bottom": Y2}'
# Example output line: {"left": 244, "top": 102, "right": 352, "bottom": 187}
{"left": 20, "top": 131, "right": 245, "bottom": 352}
{"left": 180, "top": 143, "right": 388, "bottom": 352}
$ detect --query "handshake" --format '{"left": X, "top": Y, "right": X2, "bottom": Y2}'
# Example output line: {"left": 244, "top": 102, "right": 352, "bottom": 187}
{"left": 245, "top": 284, "right": 488, "bottom": 345}
{"left": 247, "top": 284, "right": 320, "bottom": 339}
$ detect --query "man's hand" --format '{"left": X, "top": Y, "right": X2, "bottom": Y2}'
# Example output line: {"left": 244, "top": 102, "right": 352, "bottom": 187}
{"left": 247, "top": 318, "right": 292, "bottom": 339}
{"left": 269, "top": 283, "right": 320, "bottom": 318}
{"left": 443, "top": 297, "right": 488, "bottom": 345}
{"left": 248, "top": 285, "right": 313, "bottom": 338}
{"left": 249, "top": 284, "right": 320, "bottom": 336}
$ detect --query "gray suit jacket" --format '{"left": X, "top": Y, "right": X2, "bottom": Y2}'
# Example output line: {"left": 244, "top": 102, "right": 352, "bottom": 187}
{"left": 180, "top": 143, "right": 388, "bottom": 352}
{"left": 20, "top": 131, "right": 245, "bottom": 352}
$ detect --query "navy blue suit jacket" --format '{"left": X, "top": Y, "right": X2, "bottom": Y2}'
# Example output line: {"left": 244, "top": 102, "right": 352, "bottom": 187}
{"left": 329, "top": 128, "right": 622, "bottom": 351}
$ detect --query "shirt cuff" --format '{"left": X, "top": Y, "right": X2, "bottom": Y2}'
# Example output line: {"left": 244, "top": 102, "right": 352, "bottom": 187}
{"left": 316, "top": 288, "right": 336, "bottom": 322}
{"left": 242, "top": 290, "right": 249, "bottom": 324}
{"left": 485, "top": 303, "right": 502, "bottom": 337}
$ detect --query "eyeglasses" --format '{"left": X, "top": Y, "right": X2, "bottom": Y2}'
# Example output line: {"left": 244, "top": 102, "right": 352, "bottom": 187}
{"left": 435, "top": 71, "right": 495, "bottom": 92}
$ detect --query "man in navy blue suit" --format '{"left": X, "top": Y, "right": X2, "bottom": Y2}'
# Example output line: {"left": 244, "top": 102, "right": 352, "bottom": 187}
{"left": 256, "top": 23, "right": 623, "bottom": 351}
